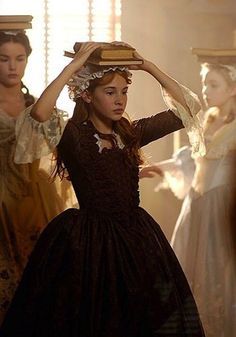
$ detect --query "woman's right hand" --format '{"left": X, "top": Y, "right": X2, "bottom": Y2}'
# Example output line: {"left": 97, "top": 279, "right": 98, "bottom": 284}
{"left": 69, "top": 42, "right": 102, "bottom": 71}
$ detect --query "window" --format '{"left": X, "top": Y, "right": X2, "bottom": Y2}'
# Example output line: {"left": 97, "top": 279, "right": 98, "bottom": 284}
{"left": 1, "top": 0, "right": 121, "bottom": 111}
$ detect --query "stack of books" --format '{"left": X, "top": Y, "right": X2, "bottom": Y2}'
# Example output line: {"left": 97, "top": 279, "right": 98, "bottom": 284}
{"left": 0, "top": 15, "right": 33, "bottom": 31}
{"left": 192, "top": 48, "right": 236, "bottom": 64}
{"left": 64, "top": 42, "right": 143, "bottom": 66}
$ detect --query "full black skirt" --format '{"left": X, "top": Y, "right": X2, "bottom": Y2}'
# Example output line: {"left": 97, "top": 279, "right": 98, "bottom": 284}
{"left": 0, "top": 207, "right": 205, "bottom": 337}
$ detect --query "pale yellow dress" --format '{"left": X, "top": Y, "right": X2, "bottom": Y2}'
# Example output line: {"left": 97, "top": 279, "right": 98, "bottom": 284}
{"left": 0, "top": 107, "right": 76, "bottom": 324}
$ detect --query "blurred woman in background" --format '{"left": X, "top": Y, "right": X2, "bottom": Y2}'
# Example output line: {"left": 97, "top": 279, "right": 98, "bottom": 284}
{"left": 140, "top": 59, "right": 236, "bottom": 337}
{"left": 0, "top": 29, "right": 75, "bottom": 324}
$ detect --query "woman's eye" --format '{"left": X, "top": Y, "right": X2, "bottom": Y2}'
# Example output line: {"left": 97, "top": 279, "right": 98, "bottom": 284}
{"left": 17, "top": 57, "right": 26, "bottom": 62}
{"left": 0, "top": 57, "right": 8, "bottom": 62}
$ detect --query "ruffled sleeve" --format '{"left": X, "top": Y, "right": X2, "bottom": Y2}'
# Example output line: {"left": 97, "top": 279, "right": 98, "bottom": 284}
{"left": 154, "top": 146, "right": 196, "bottom": 199}
{"left": 162, "top": 84, "right": 206, "bottom": 157}
{"left": 14, "top": 105, "right": 69, "bottom": 164}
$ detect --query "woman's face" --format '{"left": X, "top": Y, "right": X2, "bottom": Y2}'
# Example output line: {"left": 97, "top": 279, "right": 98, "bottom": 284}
{"left": 202, "top": 70, "right": 235, "bottom": 108}
{"left": 0, "top": 41, "right": 28, "bottom": 87}
{"left": 87, "top": 72, "right": 129, "bottom": 124}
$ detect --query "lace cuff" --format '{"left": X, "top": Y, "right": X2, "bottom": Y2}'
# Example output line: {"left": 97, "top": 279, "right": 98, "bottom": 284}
{"left": 162, "top": 84, "right": 206, "bottom": 157}
{"left": 14, "top": 105, "right": 68, "bottom": 164}
{"left": 154, "top": 146, "right": 196, "bottom": 199}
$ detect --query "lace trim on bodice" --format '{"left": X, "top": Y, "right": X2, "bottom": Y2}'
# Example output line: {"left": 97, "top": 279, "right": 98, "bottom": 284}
{"left": 204, "top": 117, "right": 236, "bottom": 159}
{"left": 93, "top": 130, "right": 125, "bottom": 153}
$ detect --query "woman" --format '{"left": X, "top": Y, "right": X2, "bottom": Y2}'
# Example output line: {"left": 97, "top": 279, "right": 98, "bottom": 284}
{"left": 1, "top": 42, "right": 205, "bottom": 336}
{"left": 0, "top": 30, "right": 74, "bottom": 323}
{"left": 141, "top": 61, "right": 236, "bottom": 337}
{"left": 172, "top": 62, "right": 236, "bottom": 337}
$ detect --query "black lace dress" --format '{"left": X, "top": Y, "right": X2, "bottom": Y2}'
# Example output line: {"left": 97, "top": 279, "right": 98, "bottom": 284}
{"left": 0, "top": 110, "right": 205, "bottom": 337}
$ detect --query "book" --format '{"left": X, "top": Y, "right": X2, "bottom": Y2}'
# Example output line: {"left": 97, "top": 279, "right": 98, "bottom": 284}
{"left": 0, "top": 15, "right": 33, "bottom": 31}
{"left": 88, "top": 57, "right": 143, "bottom": 66}
{"left": 96, "top": 48, "right": 135, "bottom": 60}
{"left": 87, "top": 58, "right": 143, "bottom": 66}
{"left": 73, "top": 42, "right": 136, "bottom": 60}
{"left": 192, "top": 48, "right": 236, "bottom": 64}
{"left": 0, "top": 15, "right": 33, "bottom": 23}
{"left": 63, "top": 50, "right": 143, "bottom": 66}
{"left": 64, "top": 51, "right": 76, "bottom": 58}
{"left": 0, "top": 22, "right": 32, "bottom": 30}
{"left": 192, "top": 48, "right": 236, "bottom": 56}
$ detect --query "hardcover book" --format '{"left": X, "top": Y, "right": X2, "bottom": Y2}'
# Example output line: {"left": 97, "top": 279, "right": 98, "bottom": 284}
{"left": 192, "top": 48, "right": 236, "bottom": 64}
{"left": 64, "top": 50, "right": 143, "bottom": 66}
{"left": 87, "top": 58, "right": 143, "bottom": 66}
{"left": 65, "top": 42, "right": 143, "bottom": 66}
{"left": 0, "top": 22, "right": 32, "bottom": 30}
{"left": 73, "top": 42, "right": 135, "bottom": 60}
{"left": 0, "top": 15, "right": 33, "bottom": 22}
{"left": 0, "top": 15, "right": 33, "bottom": 31}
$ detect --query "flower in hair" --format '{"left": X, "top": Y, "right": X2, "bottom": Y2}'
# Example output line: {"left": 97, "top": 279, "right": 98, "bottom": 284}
{"left": 67, "top": 64, "right": 132, "bottom": 101}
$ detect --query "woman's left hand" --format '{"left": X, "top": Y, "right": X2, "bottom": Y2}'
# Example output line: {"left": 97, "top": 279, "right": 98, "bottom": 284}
{"left": 110, "top": 41, "right": 146, "bottom": 70}
{"left": 139, "top": 165, "right": 164, "bottom": 179}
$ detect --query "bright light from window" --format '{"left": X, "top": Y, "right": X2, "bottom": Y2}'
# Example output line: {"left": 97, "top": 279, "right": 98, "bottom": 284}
{"left": 1, "top": 0, "right": 121, "bottom": 113}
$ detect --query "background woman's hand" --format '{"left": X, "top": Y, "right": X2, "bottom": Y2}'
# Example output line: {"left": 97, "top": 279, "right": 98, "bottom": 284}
{"left": 139, "top": 165, "right": 164, "bottom": 179}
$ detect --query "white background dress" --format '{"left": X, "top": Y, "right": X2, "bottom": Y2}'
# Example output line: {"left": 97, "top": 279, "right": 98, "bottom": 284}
{"left": 170, "top": 111, "right": 236, "bottom": 337}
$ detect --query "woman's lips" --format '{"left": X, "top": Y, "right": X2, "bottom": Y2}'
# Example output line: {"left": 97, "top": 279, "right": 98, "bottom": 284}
{"left": 8, "top": 74, "right": 18, "bottom": 78}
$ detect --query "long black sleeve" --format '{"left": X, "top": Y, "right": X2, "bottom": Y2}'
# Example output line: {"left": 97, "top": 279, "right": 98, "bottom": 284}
{"left": 133, "top": 109, "right": 184, "bottom": 147}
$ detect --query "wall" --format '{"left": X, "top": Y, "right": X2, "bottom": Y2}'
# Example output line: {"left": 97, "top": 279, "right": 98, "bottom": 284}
{"left": 121, "top": 0, "right": 236, "bottom": 239}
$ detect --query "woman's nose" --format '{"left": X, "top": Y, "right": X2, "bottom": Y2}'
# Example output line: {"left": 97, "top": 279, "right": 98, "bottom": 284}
{"left": 115, "top": 94, "right": 123, "bottom": 104}
{"left": 9, "top": 60, "right": 16, "bottom": 70}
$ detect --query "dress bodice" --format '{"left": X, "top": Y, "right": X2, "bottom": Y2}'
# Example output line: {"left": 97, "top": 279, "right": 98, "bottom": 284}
{"left": 57, "top": 110, "right": 183, "bottom": 214}
{"left": 192, "top": 116, "right": 236, "bottom": 195}
{"left": 192, "top": 153, "right": 235, "bottom": 195}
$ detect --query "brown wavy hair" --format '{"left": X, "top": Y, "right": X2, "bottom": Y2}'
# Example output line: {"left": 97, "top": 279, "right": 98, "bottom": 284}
{"left": 0, "top": 31, "right": 35, "bottom": 107}
{"left": 55, "top": 69, "right": 144, "bottom": 180}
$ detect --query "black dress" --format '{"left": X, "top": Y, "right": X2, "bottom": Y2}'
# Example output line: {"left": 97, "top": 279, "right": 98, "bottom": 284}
{"left": 0, "top": 110, "right": 205, "bottom": 337}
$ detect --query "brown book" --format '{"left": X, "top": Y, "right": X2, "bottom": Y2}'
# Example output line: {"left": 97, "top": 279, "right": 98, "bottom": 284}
{"left": 192, "top": 48, "right": 236, "bottom": 64}
{"left": 0, "top": 15, "right": 33, "bottom": 23}
{"left": 0, "top": 22, "right": 32, "bottom": 30}
{"left": 192, "top": 48, "right": 236, "bottom": 56}
{"left": 64, "top": 51, "right": 76, "bottom": 58}
{"left": 87, "top": 58, "right": 143, "bottom": 66}
{"left": 98, "top": 49, "right": 135, "bottom": 60}
{"left": 64, "top": 50, "right": 143, "bottom": 66}
{"left": 73, "top": 42, "right": 135, "bottom": 60}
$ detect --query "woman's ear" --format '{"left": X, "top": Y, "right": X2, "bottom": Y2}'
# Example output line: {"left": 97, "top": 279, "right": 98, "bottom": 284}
{"left": 81, "top": 90, "right": 92, "bottom": 103}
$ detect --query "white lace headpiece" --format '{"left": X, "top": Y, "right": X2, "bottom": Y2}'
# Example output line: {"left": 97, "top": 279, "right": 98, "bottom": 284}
{"left": 0, "top": 30, "right": 24, "bottom": 36}
{"left": 67, "top": 64, "right": 132, "bottom": 101}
